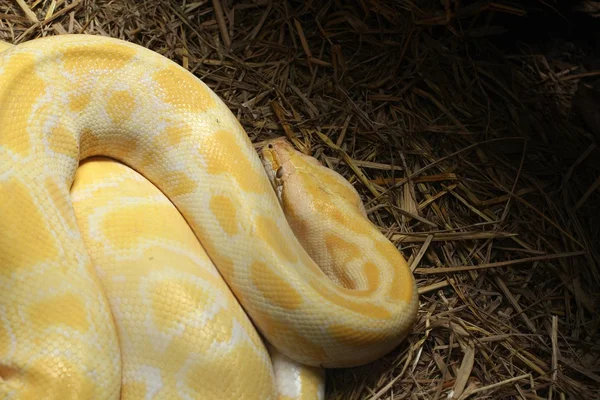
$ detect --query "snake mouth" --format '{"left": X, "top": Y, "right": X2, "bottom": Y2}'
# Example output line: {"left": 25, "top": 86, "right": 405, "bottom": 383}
{"left": 260, "top": 146, "right": 281, "bottom": 197}
{"left": 260, "top": 137, "right": 292, "bottom": 204}
{"left": 261, "top": 156, "right": 278, "bottom": 189}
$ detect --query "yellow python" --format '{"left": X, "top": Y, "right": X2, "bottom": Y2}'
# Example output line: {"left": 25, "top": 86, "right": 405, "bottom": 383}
{"left": 0, "top": 35, "right": 418, "bottom": 399}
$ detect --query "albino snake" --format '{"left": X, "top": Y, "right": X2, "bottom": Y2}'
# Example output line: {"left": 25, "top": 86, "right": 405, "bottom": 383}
{"left": 0, "top": 35, "right": 418, "bottom": 399}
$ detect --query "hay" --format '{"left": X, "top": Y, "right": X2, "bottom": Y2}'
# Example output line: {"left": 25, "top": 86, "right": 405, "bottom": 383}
{"left": 2, "top": 1, "right": 599, "bottom": 399}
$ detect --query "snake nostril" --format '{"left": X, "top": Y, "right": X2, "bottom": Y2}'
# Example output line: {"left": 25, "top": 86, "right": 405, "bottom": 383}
{"left": 276, "top": 167, "right": 284, "bottom": 179}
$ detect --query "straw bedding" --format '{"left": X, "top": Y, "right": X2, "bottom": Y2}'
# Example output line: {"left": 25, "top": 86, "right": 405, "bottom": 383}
{"left": 1, "top": 1, "right": 599, "bottom": 399}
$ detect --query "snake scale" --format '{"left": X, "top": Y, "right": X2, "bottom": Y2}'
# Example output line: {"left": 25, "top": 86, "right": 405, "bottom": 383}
{"left": 0, "top": 34, "right": 418, "bottom": 399}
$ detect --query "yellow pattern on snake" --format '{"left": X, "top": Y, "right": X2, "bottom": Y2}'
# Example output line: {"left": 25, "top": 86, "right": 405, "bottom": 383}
{"left": 0, "top": 35, "right": 418, "bottom": 399}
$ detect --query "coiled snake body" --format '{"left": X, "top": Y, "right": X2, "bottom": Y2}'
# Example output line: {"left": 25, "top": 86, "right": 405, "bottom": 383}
{"left": 0, "top": 35, "right": 418, "bottom": 399}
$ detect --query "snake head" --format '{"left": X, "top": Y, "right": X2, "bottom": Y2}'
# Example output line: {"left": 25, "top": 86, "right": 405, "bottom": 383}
{"left": 260, "top": 137, "right": 300, "bottom": 203}
{"left": 260, "top": 137, "right": 287, "bottom": 195}
{"left": 260, "top": 137, "right": 324, "bottom": 202}
{"left": 260, "top": 137, "right": 367, "bottom": 218}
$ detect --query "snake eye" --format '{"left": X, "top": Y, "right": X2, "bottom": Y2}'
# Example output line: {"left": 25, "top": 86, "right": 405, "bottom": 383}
{"left": 276, "top": 167, "right": 284, "bottom": 179}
